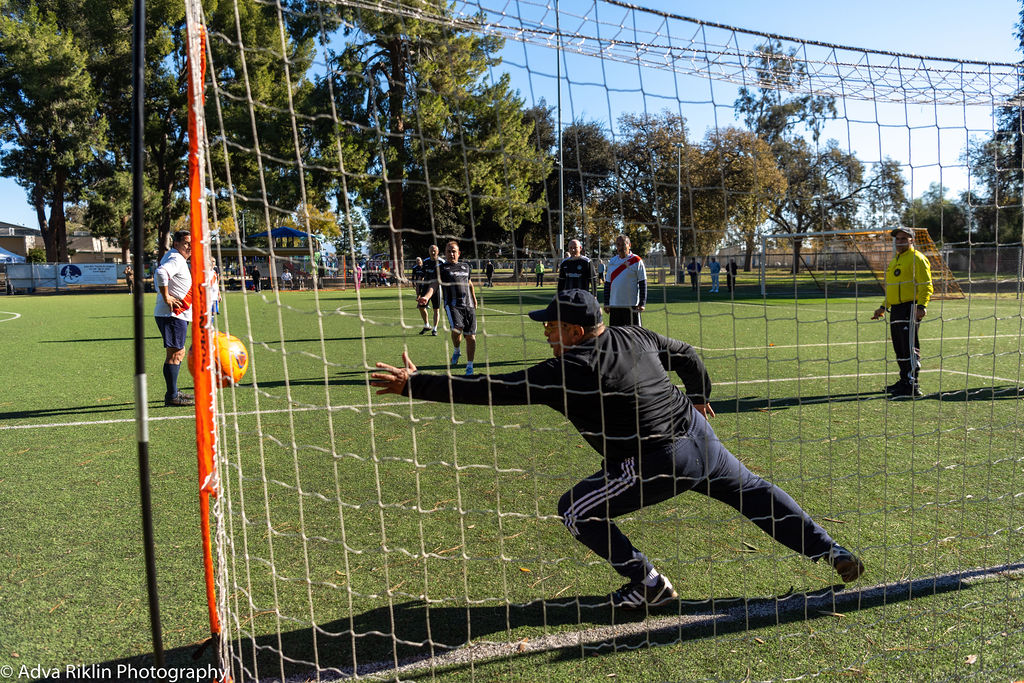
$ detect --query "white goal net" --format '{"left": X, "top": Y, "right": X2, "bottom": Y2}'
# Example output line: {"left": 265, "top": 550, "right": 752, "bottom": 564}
{"left": 183, "top": 0, "right": 1024, "bottom": 680}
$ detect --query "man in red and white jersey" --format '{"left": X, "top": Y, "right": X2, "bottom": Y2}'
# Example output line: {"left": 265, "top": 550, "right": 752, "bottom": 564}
{"left": 603, "top": 234, "right": 647, "bottom": 327}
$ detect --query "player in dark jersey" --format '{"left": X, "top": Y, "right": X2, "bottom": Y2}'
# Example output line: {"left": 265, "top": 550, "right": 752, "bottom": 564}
{"left": 411, "top": 257, "right": 431, "bottom": 334}
{"left": 372, "top": 289, "right": 865, "bottom": 608}
{"left": 418, "top": 245, "right": 442, "bottom": 336}
{"left": 557, "top": 239, "right": 598, "bottom": 295}
{"left": 418, "top": 240, "right": 477, "bottom": 374}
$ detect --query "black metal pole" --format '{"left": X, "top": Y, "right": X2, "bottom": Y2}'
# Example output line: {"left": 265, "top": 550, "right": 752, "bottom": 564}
{"left": 132, "top": 0, "right": 165, "bottom": 668}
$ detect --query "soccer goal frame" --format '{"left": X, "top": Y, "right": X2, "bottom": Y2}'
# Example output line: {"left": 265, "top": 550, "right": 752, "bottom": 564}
{"left": 758, "top": 228, "right": 965, "bottom": 298}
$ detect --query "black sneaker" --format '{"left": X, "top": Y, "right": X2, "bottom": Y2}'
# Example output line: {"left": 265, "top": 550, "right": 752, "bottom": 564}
{"left": 419, "top": 327, "right": 430, "bottom": 335}
{"left": 885, "top": 381, "right": 905, "bottom": 394}
{"left": 610, "top": 574, "right": 678, "bottom": 609}
{"left": 889, "top": 384, "right": 923, "bottom": 398}
{"left": 431, "top": 329, "right": 438, "bottom": 336}
{"left": 826, "top": 544, "right": 865, "bottom": 583}
{"left": 164, "top": 393, "right": 195, "bottom": 407}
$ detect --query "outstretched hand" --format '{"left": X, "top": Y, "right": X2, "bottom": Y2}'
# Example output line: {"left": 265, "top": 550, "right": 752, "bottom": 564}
{"left": 370, "top": 351, "right": 417, "bottom": 395}
{"left": 693, "top": 403, "right": 715, "bottom": 419}
{"left": 871, "top": 306, "right": 886, "bottom": 320}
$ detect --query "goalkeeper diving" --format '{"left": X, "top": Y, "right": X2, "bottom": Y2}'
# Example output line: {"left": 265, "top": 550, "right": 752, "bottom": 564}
{"left": 371, "top": 289, "right": 864, "bottom": 608}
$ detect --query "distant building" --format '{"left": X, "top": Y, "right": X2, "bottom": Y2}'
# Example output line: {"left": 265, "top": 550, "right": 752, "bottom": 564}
{"left": 67, "top": 229, "right": 121, "bottom": 263}
{"left": 0, "top": 222, "right": 41, "bottom": 259}
{"left": 0, "top": 222, "right": 122, "bottom": 263}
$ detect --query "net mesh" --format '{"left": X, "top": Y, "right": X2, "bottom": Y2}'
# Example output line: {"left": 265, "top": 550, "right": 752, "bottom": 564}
{"left": 184, "top": 0, "right": 1024, "bottom": 679}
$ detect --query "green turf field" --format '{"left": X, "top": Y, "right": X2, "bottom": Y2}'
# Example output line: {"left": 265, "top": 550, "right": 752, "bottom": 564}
{"left": 1, "top": 284, "right": 1023, "bottom": 681}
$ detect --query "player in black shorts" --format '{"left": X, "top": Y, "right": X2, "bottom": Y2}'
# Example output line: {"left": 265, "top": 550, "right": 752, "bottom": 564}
{"left": 372, "top": 289, "right": 864, "bottom": 608}
{"left": 418, "top": 240, "right": 477, "bottom": 374}
{"left": 417, "top": 245, "right": 442, "bottom": 336}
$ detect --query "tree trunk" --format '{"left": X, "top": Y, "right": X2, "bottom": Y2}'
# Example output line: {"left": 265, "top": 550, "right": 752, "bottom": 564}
{"left": 157, "top": 162, "right": 174, "bottom": 262}
{"left": 386, "top": 37, "right": 407, "bottom": 279}
{"left": 791, "top": 237, "right": 803, "bottom": 274}
{"left": 48, "top": 168, "right": 70, "bottom": 263}
{"left": 743, "top": 232, "right": 756, "bottom": 271}
{"left": 32, "top": 184, "right": 50, "bottom": 259}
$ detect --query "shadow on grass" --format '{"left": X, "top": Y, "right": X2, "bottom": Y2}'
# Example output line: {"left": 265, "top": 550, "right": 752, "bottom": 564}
{"left": 713, "top": 385, "right": 1022, "bottom": 414}
{"left": 48, "top": 562, "right": 1024, "bottom": 681}
{"left": 0, "top": 402, "right": 137, "bottom": 421}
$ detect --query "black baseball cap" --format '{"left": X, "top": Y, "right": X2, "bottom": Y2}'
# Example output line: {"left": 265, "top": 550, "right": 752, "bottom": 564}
{"left": 528, "top": 289, "right": 602, "bottom": 327}
{"left": 891, "top": 226, "right": 914, "bottom": 237}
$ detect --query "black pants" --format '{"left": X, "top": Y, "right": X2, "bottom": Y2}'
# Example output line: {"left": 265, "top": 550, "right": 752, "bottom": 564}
{"left": 726, "top": 274, "right": 735, "bottom": 291}
{"left": 689, "top": 273, "right": 699, "bottom": 291}
{"left": 557, "top": 407, "right": 835, "bottom": 582}
{"left": 889, "top": 301, "right": 921, "bottom": 386}
{"left": 608, "top": 307, "right": 642, "bottom": 327}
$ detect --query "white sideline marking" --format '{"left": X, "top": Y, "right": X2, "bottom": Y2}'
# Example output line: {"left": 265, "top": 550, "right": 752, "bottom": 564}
{"left": 696, "top": 333, "right": 1023, "bottom": 353}
{"left": 4, "top": 366, "right": 1018, "bottom": 433}
{"left": 724, "top": 368, "right": 1017, "bottom": 387}
{"left": 0, "top": 310, "right": 21, "bottom": 323}
{"left": 0, "top": 400, "right": 418, "bottom": 431}
{"left": 273, "top": 562, "right": 1024, "bottom": 681}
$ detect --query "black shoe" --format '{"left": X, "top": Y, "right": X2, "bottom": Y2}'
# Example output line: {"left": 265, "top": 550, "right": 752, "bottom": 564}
{"left": 885, "top": 381, "right": 905, "bottom": 394}
{"left": 826, "top": 544, "right": 865, "bottom": 583}
{"left": 431, "top": 329, "right": 437, "bottom": 336}
{"left": 609, "top": 574, "right": 678, "bottom": 609}
{"left": 419, "top": 327, "right": 430, "bottom": 335}
{"left": 164, "top": 393, "right": 195, "bottom": 407}
{"left": 889, "top": 384, "right": 923, "bottom": 398}
{"left": 176, "top": 390, "right": 194, "bottom": 400}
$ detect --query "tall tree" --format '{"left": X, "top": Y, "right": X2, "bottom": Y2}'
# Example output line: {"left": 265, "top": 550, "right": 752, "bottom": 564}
{"left": 902, "top": 183, "right": 969, "bottom": 245}
{"left": 862, "top": 158, "right": 907, "bottom": 228}
{"left": 735, "top": 39, "right": 863, "bottom": 272}
{"left": 609, "top": 111, "right": 701, "bottom": 260}
{"left": 560, "top": 120, "right": 617, "bottom": 255}
{"left": 0, "top": 1, "right": 107, "bottom": 262}
{"left": 328, "top": 2, "right": 548, "bottom": 274}
{"left": 701, "top": 128, "right": 787, "bottom": 271}
{"left": 205, "top": 0, "right": 319, "bottom": 253}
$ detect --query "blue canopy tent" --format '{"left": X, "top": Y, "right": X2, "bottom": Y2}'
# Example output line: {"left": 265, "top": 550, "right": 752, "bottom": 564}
{"left": 0, "top": 245, "right": 26, "bottom": 263}
{"left": 244, "top": 226, "right": 310, "bottom": 240}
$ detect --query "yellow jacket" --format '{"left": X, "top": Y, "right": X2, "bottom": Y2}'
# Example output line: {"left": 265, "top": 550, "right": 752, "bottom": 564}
{"left": 883, "top": 247, "right": 933, "bottom": 308}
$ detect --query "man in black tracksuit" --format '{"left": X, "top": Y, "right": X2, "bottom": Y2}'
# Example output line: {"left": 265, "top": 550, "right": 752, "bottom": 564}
{"left": 372, "top": 289, "right": 864, "bottom": 608}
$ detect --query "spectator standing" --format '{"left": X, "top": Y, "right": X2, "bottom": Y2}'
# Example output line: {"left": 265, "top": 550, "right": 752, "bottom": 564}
{"left": 124, "top": 263, "right": 134, "bottom": 294}
{"left": 251, "top": 264, "right": 261, "bottom": 292}
{"left": 534, "top": 260, "right": 546, "bottom": 287}
{"left": 726, "top": 259, "right": 738, "bottom": 293}
{"left": 686, "top": 257, "right": 702, "bottom": 292}
{"left": 708, "top": 257, "right": 721, "bottom": 293}
{"left": 604, "top": 234, "right": 646, "bottom": 327}
{"left": 485, "top": 260, "right": 495, "bottom": 287}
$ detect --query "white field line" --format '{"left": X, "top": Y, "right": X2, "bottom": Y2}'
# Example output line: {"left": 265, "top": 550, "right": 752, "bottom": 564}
{"left": 724, "top": 368, "right": 1016, "bottom": 386}
{"left": 0, "top": 310, "right": 22, "bottom": 322}
{"left": 4, "top": 366, "right": 1018, "bottom": 433}
{"left": 276, "top": 562, "right": 1024, "bottom": 682}
{"left": 0, "top": 401, "right": 416, "bottom": 431}
{"left": 696, "top": 332, "right": 1022, "bottom": 353}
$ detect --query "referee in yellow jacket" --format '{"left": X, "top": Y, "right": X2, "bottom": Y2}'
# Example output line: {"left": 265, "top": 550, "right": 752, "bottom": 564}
{"left": 872, "top": 227, "right": 933, "bottom": 397}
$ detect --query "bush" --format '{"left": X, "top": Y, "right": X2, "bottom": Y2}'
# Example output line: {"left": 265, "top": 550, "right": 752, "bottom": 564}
{"left": 27, "top": 248, "right": 46, "bottom": 263}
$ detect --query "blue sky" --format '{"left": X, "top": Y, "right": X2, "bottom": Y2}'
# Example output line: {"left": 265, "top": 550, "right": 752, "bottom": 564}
{"left": 1, "top": 0, "right": 1019, "bottom": 230}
